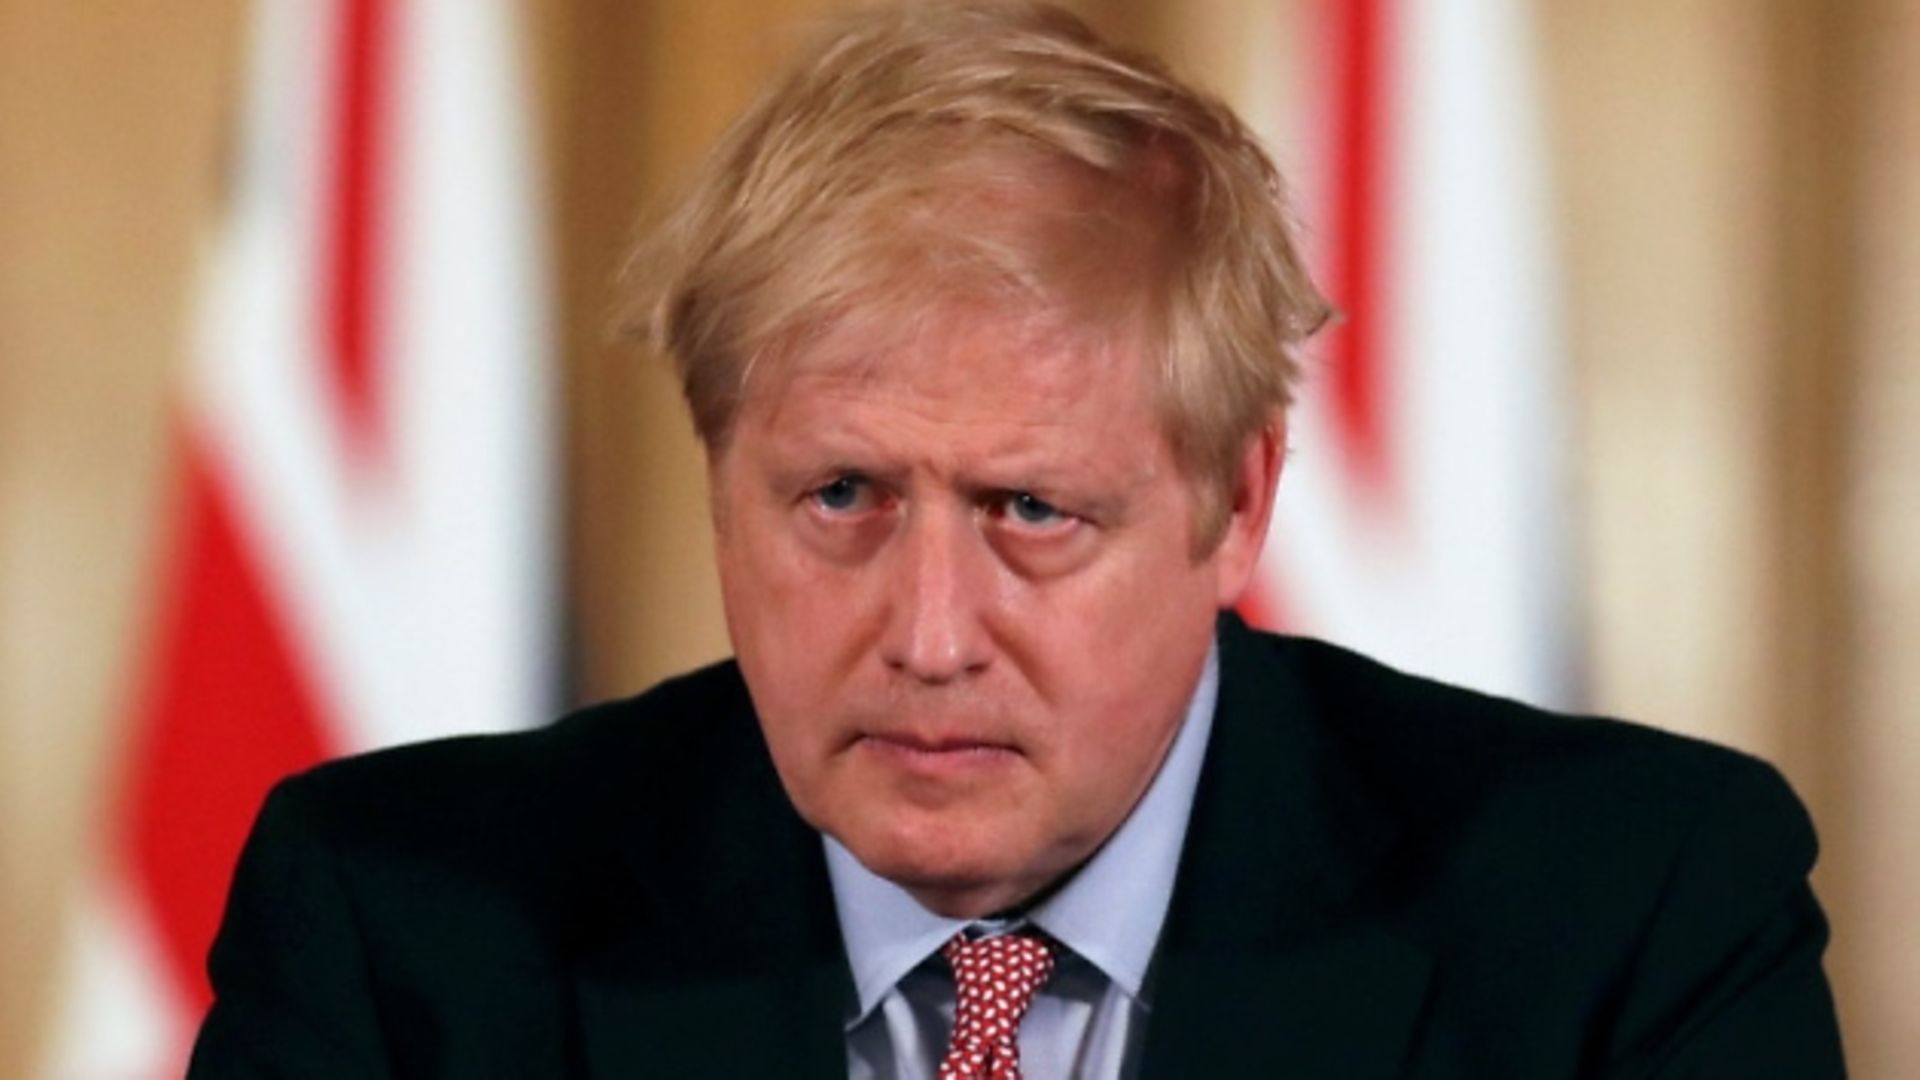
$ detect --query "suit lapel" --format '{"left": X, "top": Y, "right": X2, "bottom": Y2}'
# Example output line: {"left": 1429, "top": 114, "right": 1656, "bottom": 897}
{"left": 573, "top": 960, "right": 848, "bottom": 1078}
{"left": 1139, "top": 617, "right": 1434, "bottom": 1077}
{"left": 1142, "top": 931, "right": 1431, "bottom": 1078}
{"left": 566, "top": 673, "right": 853, "bottom": 1079}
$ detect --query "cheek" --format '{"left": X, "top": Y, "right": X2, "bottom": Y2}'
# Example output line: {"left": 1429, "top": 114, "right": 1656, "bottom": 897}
{"left": 1051, "top": 532, "right": 1216, "bottom": 682}
{"left": 718, "top": 513, "right": 879, "bottom": 710}
{"left": 1052, "top": 594, "right": 1214, "bottom": 810}
{"left": 1000, "top": 549, "right": 1212, "bottom": 747}
{"left": 1030, "top": 534, "right": 1215, "bottom": 660}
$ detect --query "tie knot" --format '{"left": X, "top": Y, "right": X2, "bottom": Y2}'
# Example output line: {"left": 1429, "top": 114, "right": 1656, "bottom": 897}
{"left": 938, "top": 931, "right": 1056, "bottom": 1080}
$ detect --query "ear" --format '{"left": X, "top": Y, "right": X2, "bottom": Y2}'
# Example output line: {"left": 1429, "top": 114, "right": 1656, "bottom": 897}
{"left": 704, "top": 439, "right": 738, "bottom": 540}
{"left": 1212, "top": 413, "right": 1285, "bottom": 608}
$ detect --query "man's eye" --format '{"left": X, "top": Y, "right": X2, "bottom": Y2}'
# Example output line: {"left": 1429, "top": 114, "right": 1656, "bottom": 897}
{"left": 812, "top": 476, "right": 872, "bottom": 513}
{"left": 1005, "top": 492, "right": 1066, "bottom": 527}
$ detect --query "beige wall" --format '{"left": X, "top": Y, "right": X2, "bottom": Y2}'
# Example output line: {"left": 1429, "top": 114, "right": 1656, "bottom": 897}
{"left": 2, "top": 1, "right": 1913, "bottom": 1072}
{"left": 0, "top": 2, "right": 243, "bottom": 1074}
{"left": 1835, "top": 3, "right": 1920, "bottom": 1073}
{"left": 1538, "top": 4, "right": 1918, "bottom": 1070}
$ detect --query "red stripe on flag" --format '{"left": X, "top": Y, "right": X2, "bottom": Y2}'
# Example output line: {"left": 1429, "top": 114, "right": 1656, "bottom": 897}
{"left": 323, "top": 0, "right": 393, "bottom": 460}
{"left": 120, "top": 431, "right": 338, "bottom": 1012}
{"left": 1323, "top": 0, "right": 1395, "bottom": 498}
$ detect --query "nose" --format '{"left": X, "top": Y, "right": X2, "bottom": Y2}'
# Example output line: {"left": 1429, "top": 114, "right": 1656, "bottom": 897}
{"left": 880, "top": 503, "right": 994, "bottom": 684}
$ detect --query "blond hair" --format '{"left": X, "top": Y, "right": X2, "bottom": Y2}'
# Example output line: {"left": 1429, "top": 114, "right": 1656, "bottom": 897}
{"left": 629, "top": 0, "right": 1329, "bottom": 549}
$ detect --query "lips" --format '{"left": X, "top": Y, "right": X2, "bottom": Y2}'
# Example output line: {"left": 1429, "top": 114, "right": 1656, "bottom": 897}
{"left": 861, "top": 731, "right": 1017, "bottom": 754}
{"left": 854, "top": 730, "right": 1022, "bottom": 773}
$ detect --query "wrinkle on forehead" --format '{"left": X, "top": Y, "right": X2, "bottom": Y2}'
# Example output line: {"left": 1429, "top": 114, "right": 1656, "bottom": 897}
{"left": 753, "top": 298, "right": 1138, "bottom": 411}
{"left": 736, "top": 306, "right": 1169, "bottom": 494}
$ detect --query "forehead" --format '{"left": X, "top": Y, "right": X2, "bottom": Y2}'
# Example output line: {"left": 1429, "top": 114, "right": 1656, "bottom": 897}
{"left": 740, "top": 303, "right": 1159, "bottom": 446}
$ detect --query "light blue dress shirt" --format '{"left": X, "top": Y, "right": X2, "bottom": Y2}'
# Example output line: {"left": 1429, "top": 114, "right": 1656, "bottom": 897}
{"left": 826, "top": 643, "right": 1220, "bottom": 1079}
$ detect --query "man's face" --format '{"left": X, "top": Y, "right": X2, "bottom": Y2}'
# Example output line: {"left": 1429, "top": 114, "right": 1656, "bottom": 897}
{"left": 710, "top": 309, "right": 1272, "bottom": 917}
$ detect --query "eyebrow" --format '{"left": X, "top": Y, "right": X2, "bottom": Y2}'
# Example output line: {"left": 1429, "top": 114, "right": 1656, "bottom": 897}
{"left": 766, "top": 450, "right": 1143, "bottom": 529}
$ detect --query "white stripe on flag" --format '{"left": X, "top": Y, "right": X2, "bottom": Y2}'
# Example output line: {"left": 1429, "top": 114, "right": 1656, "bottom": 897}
{"left": 1255, "top": 0, "right": 1573, "bottom": 706}
{"left": 45, "top": 0, "right": 553, "bottom": 1074}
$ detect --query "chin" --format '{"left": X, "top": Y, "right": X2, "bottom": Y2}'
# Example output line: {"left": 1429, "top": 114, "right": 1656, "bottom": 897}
{"left": 851, "top": 820, "right": 988, "bottom": 877}
{"left": 836, "top": 812, "right": 1061, "bottom": 915}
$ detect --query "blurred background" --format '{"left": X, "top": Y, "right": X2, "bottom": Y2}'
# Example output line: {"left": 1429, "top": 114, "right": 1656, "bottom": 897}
{"left": 1, "top": 0, "right": 1913, "bottom": 1075}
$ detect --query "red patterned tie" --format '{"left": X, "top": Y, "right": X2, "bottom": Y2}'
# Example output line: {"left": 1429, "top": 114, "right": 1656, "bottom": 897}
{"left": 937, "top": 931, "right": 1057, "bottom": 1080}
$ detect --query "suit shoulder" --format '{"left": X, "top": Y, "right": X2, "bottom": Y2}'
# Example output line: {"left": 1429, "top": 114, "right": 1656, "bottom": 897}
{"left": 271, "top": 658, "right": 754, "bottom": 859}
{"left": 1239, "top": 628, "right": 1815, "bottom": 864}
{"left": 1287, "top": 631, "right": 1780, "bottom": 768}
{"left": 207, "top": 658, "right": 776, "bottom": 1023}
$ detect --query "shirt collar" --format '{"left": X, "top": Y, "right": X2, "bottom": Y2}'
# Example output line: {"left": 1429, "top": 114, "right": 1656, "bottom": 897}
{"left": 824, "top": 641, "right": 1221, "bottom": 1022}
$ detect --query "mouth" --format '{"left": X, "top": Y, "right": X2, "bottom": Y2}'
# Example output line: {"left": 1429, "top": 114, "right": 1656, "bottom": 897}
{"left": 854, "top": 731, "right": 1022, "bottom": 773}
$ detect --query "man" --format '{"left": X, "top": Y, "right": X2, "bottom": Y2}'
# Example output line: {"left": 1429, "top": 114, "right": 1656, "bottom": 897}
{"left": 191, "top": 2, "right": 1845, "bottom": 1077}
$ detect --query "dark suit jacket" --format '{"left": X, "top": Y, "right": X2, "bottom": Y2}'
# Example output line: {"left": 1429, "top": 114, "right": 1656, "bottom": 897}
{"left": 190, "top": 616, "right": 1845, "bottom": 1077}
